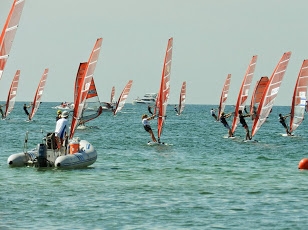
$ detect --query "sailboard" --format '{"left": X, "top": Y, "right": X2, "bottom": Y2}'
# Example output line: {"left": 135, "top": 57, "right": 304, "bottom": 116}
{"left": 28, "top": 68, "right": 48, "bottom": 120}
{"left": 251, "top": 52, "right": 292, "bottom": 138}
{"left": 231, "top": 55, "right": 257, "bottom": 134}
{"left": 289, "top": 59, "right": 308, "bottom": 133}
{"left": 250, "top": 76, "right": 269, "bottom": 120}
{"left": 177, "top": 81, "right": 186, "bottom": 116}
{"left": 154, "top": 37, "right": 173, "bottom": 144}
{"left": 3, "top": 70, "right": 20, "bottom": 118}
{"left": 69, "top": 38, "right": 103, "bottom": 139}
{"left": 0, "top": 0, "right": 25, "bottom": 80}
{"left": 217, "top": 74, "right": 231, "bottom": 120}
{"left": 113, "top": 80, "right": 133, "bottom": 115}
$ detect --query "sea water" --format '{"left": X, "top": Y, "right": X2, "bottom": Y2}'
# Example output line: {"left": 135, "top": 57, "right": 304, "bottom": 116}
{"left": 1, "top": 102, "right": 308, "bottom": 229}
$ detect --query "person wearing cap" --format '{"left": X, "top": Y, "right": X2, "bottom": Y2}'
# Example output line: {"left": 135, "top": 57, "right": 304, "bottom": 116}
{"left": 142, "top": 114, "right": 157, "bottom": 143}
{"left": 55, "top": 110, "right": 69, "bottom": 149}
{"left": 56, "top": 110, "right": 62, "bottom": 121}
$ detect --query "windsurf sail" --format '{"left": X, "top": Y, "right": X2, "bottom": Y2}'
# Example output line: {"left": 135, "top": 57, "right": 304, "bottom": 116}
{"left": 289, "top": 59, "right": 308, "bottom": 133}
{"left": 251, "top": 51, "right": 292, "bottom": 137}
{"left": 79, "top": 77, "right": 103, "bottom": 124}
{"left": 110, "top": 86, "right": 115, "bottom": 103}
{"left": 0, "top": 0, "right": 25, "bottom": 80}
{"left": 249, "top": 76, "right": 269, "bottom": 119}
{"left": 218, "top": 74, "right": 231, "bottom": 120}
{"left": 70, "top": 38, "right": 103, "bottom": 139}
{"left": 4, "top": 69, "right": 20, "bottom": 118}
{"left": 113, "top": 80, "right": 133, "bottom": 115}
{"left": 29, "top": 68, "right": 49, "bottom": 120}
{"left": 156, "top": 37, "right": 173, "bottom": 142}
{"left": 231, "top": 55, "right": 258, "bottom": 134}
{"left": 177, "top": 81, "right": 186, "bottom": 115}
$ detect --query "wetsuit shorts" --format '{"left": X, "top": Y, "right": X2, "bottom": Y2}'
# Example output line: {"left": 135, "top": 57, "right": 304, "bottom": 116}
{"left": 144, "top": 125, "right": 152, "bottom": 132}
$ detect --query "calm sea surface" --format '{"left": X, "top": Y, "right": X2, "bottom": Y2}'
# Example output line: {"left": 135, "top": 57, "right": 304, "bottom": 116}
{"left": 1, "top": 102, "right": 308, "bottom": 229}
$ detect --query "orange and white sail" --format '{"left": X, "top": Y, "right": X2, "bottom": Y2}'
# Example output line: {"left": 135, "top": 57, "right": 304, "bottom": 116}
{"left": 177, "top": 81, "right": 186, "bottom": 115}
{"left": 251, "top": 52, "right": 292, "bottom": 137}
{"left": 29, "top": 68, "right": 48, "bottom": 120}
{"left": 0, "top": 0, "right": 25, "bottom": 80}
{"left": 110, "top": 86, "right": 115, "bottom": 103}
{"left": 156, "top": 37, "right": 173, "bottom": 141}
{"left": 289, "top": 59, "right": 308, "bottom": 133}
{"left": 70, "top": 38, "right": 103, "bottom": 139}
{"left": 218, "top": 74, "right": 231, "bottom": 120}
{"left": 231, "top": 55, "right": 257, "bottom": 134}
{"left": 4, "top": 69, "right": 20, "bottom": 118}
{"left": 249, "top": 76, "right": 269, "bottom": 119}
{"left": 113, "top": 80, "right": 133, "bottom": 115}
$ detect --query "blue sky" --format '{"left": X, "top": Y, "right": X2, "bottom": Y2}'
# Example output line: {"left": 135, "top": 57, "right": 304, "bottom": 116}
{"left": 1, "top": 0, "right": 308, "bottom": 105}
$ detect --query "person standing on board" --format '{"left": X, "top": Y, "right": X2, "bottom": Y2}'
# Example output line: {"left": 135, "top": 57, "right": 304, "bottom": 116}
{"left": 174, "top": 105, "right": 179, "bottom": 114}
{"left": 55, "top": 110, "right": 69, "bottom": 149}
{"left": 239, "top": 110, "right": 251, "bottom": 140}
{"left": 0, "top": 104, "right": 5, "bottom": 119}
{"left": 278, "top": 113, "right": 292, "bottom": 136}
{"left": 220, "top": 112, "right": 233, "bottom": 137}
{"left": 23, "top": 103, "right": 32, "bottom": 121}
{"left": 142, "top": 114, "right": 157, "bottom": 143}
{"left": 56, "top": 110, "right": 62, "bottom": 121}
{"left": 210, "top": 108, "right": 218, "bottom": 120}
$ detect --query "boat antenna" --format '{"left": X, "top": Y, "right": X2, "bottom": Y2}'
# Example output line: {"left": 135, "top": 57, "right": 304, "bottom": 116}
{"left": 23, "top": 131, "right": 29, "bottom": 153}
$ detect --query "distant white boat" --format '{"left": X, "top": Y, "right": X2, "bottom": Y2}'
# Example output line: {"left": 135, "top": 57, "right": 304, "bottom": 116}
{"left": 132, "top": 93, "right": 157, "bottom": 105}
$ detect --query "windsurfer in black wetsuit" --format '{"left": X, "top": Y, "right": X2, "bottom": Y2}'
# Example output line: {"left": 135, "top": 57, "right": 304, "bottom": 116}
{"left": 239, "top": 110, "right": 251, "bottom": 140}
{"left": 23, "top": 103, "right": 32, "bottom": 120}
{"left": 220, "top": 112, "right": 233, "bottom": 137}
{"left": 278, "top": 113, "right": 292, "bottom": 136}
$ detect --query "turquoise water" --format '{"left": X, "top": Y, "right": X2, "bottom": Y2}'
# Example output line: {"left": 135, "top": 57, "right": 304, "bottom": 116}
{"left": 1, "top": 102, "right": 308, "bottom": 229}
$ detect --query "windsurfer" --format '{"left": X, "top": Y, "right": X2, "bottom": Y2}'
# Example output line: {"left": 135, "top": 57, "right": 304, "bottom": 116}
{"left": 220, "top": 112, "right": 233, "bottom": 137}
{"left": 174, "top": 105, "right": 179, "bottom": 114}
{"left": 0, "top": 104, "right": 5, "bottom": 119}
{"left": 142, "top": 114, "right": 157, "bottom": 143}
{"left": 278, "top": 113, "right": 292, "bottom": 136}
{"left": 23, "top": 103, "right": 32, "bottom": 120}
{"left": 239, "top": 110, "right": 251, "bottom": 140}
{"left": 210, "top": 108, "right": 218, "bottom": 120}
{"left": 55, "top": 110, "right": 69, "bottom": 150}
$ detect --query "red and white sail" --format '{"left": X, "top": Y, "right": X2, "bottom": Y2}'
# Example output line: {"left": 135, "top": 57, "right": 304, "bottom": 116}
{"left": 251, "top": 52, "right": 292, "bottom": 137}
{"left": 231, "top": 55, "right": 257, "bottom": 134}
{"left": 289, "top": 59, "right": 308, "bottom": 133}
{"left": 29, "top": 68, "right": 48, "bottom": 120}
{"left": 4, "top": 69, "right": 20, "bottom": 118}
{"left": 249, "top": 76, "right": 269, "bottom": 119}
{"left": 156, "top": 37, "right": 173, "bottom": 141}
{"left": 110, "top": 86, "right": 115, "bottom": 103}
{"left": 79, "top": 77, "right": 103, "bottom": 124}
{"left": 177, "top": 81, "right": 186, "bottom": 115}
{"left": 113, "top": 80, "right": 133, "bottom": 115}
{"left": 218, "top": 74, "right": 231, "bottom": 120}
{"left": 70, "top": 38, "right": 103, "bottom": 139}
{"left": 0, "top": 0, "right": 25, "bottom": 80}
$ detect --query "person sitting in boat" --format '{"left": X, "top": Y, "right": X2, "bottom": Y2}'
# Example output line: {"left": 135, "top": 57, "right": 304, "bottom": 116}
{"left": 56, "top": 110, "right": 62, "bottom": 121}
{"left": 210, "top": 108, "right": 218, "bottom": 120}
{"left": 239, "top": 110, "right": 251, "bottom": 140}
{"left": 23, "top": 103, "right": 32, "bottom": 120}
{"left": 278, "top": 113, "right": 292, "bottom": 136}
{"left": 220, "top": 112, "right": 233, "bottom": 137}
{"left": 142, "top": 114, "right": 157, "bottom": 143}
{"left": 55, "top": 110, "right": 69, "bottom": 149}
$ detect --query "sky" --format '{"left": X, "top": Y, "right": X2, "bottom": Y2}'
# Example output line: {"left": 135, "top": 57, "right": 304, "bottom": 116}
{"left": 1, "top": 0, "right": 308, "bottom": 106}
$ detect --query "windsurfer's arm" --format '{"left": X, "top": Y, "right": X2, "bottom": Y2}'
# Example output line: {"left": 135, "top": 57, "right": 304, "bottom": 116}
{"left": 148, "top": 114, "right": 156, "bottom": 120}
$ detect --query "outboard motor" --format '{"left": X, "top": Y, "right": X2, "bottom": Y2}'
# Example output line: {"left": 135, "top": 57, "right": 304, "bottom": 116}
{"left": 36, "top": 143, "right": 47, "bottom": 167}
